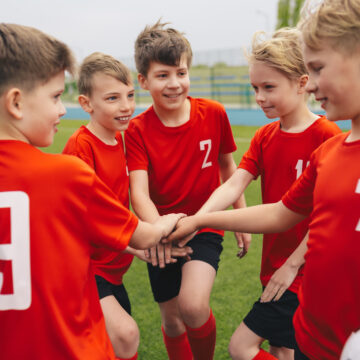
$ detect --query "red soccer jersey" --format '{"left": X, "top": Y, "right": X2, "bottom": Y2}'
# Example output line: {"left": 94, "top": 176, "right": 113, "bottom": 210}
{"left": 0, "top": 140, "right": 138, "bottom": 359}
{"left": 282, "top": 133, "right": 360, "bottom": 360}
{"left": 125, "top": 97, "right": 236, "bottom": 235}
{"left": 239, "top": 116, "right": 341, "bottom": 293}
{"left": 63, "top": 126, "right": 133, "bottom": 285}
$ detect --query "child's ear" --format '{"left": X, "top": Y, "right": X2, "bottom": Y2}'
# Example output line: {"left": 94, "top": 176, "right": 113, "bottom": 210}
{"left": 137, "top": 73, "right": 148, "bottom": 90}
{"left": 78, "top": 94, "right": 93, "bottom": 114}
{"left": 5, "top": 88, "right": 23, "bottom": 120}
{"left": 298, "top": 75, "right": 309, "bottom": 94}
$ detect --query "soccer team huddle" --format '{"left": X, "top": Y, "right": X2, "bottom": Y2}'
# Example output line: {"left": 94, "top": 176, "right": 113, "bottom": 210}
{"left": 0, "top": 0, "right": 359, "bottom": 359}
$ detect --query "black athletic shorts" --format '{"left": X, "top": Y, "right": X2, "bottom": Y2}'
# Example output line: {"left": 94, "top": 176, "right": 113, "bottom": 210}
{"left": 147, "top": 232, "right": 223, "bottom": 303}
{"left": 243, "top": 288, "right": 299, "bottom": 349}
{"left": 95, "top": 275, "right": 131, "bottom": 315}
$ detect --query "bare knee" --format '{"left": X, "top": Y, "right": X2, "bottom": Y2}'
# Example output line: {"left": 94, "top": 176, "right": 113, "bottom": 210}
{"left": 228, "top": 337, "right": 257, "bottom": 360}
{"left": 160, "top": 299, "right": 186, "bottom": 336}
{"left": 228, "top": 322, "right": 263, "bottom": 360}
{"left": 110, "top": 319, "right": 139, "bottom": 357}
{"left": 178, "top": 297, "right": 209, "bottom": 328}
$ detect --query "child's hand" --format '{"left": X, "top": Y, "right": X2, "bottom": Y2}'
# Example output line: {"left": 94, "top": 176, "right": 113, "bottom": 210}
{"left": 235, "top": 232, "right": 251, "bottom": 258}
{"left": 133, "top": 249, "right": 152, "bottom": 263}
{"left": 165, "top": 216, "right": 199, "bottom": 247}
{"left": 147, "top": 243, "right": 193, "bottom": 268}
{"left": 155, "top": 213, "right": 186, "bottom": 239}
{"left": 260, "top": 261, "right": 299, "bottom": 302}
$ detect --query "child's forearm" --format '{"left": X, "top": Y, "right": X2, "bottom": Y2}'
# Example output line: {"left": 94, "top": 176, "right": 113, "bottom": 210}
{"left": 196, "top": 201, "right": 305, "bottom": 234}
{"left": 198, "top": 169, "right": 253, "bottom": 214}
{"left": 131, "top": 193, "right": 160, "bottom": 223}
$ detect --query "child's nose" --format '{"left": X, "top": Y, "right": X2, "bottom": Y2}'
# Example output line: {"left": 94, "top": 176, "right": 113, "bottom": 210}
{"left": 119, "top": 99, "right": 131, "bottom": 112}
{"left": 167, "top": 75, "right": 180, "bottom": 87}
{"left": 59, "top": 100, "right": 66, "bottom": 117}
{"left": 255, "top": 91, "right": 265, "bottom": 103}
{"left": 305, "top": 77, "right": 316, "bottom": 93}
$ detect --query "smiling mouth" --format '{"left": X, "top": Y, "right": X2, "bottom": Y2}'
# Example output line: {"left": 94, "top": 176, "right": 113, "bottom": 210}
{"left": 164, "top": 93, "right": 181, "bottom": 98}
{"left": 316, "top": 98, "right": 328, "bottom": 108}
{"left": 115, "top": 116, "right": 131, "bottom": 121}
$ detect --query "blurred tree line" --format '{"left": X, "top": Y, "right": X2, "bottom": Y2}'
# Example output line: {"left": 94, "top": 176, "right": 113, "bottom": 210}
{"left": 277, "top": 0, "right": 305, "bottom": 28}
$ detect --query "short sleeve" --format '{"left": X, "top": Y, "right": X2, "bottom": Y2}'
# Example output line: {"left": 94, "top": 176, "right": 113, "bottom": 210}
{"left": 86, "top": 173, "right": 138, "bottom": 250}
{"left": 63, "top": 134, "right": 95, "bottom": 169}
{"left": 282, "top": 151, "right": 318, "bottom": 215}
{"left": 125, "top": 124, "right": 149, "bottom": 172}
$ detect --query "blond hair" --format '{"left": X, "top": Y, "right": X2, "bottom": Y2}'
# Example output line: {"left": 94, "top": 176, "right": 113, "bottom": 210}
{"left": 134, "top": 20, "right": 192, "bottom": 76}
{"left": 249, "top": 27, "right": 307, "bottom": 80}
{"left": 298, "top": 0, "right": 360, "bottom": 53}
{"left": 77, "top": 52, "right": 132, "bottom": 96}
{"left": 0, "top": 23, "right": 75, "bottom": 95}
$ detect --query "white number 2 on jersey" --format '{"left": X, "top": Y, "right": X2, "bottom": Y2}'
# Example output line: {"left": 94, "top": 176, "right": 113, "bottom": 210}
{"left": 200, "top": 139, "right": 213, "bottom": 169}
{"left": 356, "top": 179, "right": 360, "bottom": 232}
{"left": 0, "top": 191, "right": 31, "bottom": 310}
{"left": 295, "top": 159, "right": 310, "bottom": 180}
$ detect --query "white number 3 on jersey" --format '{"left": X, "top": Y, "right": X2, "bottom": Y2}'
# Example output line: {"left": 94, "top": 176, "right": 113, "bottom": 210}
{"left": 0, "top": 191, "right": 31, "bottom": 310}
{"left": 200, "top": 139, "right": 213, "bottom": 169}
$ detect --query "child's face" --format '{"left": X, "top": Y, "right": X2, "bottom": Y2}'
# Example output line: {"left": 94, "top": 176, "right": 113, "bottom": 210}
{"left": 304, "top": 42, "right": 360, "bottom": 122}
{"left": 21, "top": 71, "right": 66, "bottom": 147}
{"left": 138, "top": 54, "right": 190, "bottom": 113}
{"left": 86, "top": 73, "right": 135, "bottom": 133}
{"left": 249, "top": 61, "right": 303, "bottom": 120}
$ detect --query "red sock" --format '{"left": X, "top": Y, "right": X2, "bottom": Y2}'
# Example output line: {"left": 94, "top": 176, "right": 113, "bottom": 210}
{"left": 185, "top": 309, "right": 216, "bottom": 360}
{"left": 116, "top": 353, "right": 138, "bottom": 360}
{"left": 252, "top": 349, "right": 278, "bottom": 360}
{"left": 162, "top": 326, "right": 193, "bottom": 360}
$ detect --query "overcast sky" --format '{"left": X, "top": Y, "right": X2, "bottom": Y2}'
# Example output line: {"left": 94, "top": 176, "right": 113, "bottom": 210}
{"left": 3, "top": 0, "right": 279, "bottom": 62}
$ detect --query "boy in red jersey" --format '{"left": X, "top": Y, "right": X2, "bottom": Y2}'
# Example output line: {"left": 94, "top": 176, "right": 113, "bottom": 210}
{"left": 63, "top": 52, "right": 191, "bottom": 360}
{"left": 184, "top": 28, "right": 341, "bottom": 360}
{"left": 125, "top": 21, "right": 248, "bottom": 360}
{"left": 168, "top": 1, "right": 360, "bottom": 359}
{"left": 0, "top": 23, "right": 183, "bottom": 360}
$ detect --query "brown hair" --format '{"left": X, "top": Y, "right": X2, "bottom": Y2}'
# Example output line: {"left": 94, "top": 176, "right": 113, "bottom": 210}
{"left": 134, "top": 20, "right": 193, "bottom": 76}
{"left": 77, "top": 52, "right": 132, "bottom": 96}
{"left": 248, "top": 27, "right": 307, "bottom": 80}
{"left": 299, "top": 0, "right": 360, "bottom": 54}
{"left": 0, "top": 23, "right": 75, "bottom": 95}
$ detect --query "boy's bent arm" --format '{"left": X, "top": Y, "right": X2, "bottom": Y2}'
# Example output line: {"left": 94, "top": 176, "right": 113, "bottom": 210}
{"left": 168, "top": 201, "right": 306, "bottom": 246}
{"left": 129, "top": 169, "right": 180, "bottom": 266}
{"left": 130, "top": 170, "right": 160, "bottom": 222}
{"left": 216, "top": 153, "right": 254, "bottom": 257}
{"left": 261, "top": 231, "right": 309, "bottom": 302}
{"left": 199, "top": 167, "right": 254, "bottom": 214}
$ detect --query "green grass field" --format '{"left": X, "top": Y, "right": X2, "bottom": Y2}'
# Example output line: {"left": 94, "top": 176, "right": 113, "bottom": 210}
{"left": 44, "top": 120, "right": 265, "bottom": 359}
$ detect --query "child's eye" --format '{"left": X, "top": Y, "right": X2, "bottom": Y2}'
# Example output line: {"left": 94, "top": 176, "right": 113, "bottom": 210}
{"left": 157, "top": 74, "right": 167, "bottom": 79}
{"left": 107, "top": 96, "right": 117, "bottom": 101}
{"left": 178, "top": 71, "right": 187, "bottom": 76}
{"left": 265, "top": 84, "right": 274, "bottom": 90}
{"left": 252, "top": 86, "right": 258, "bottom": 92}
{"left": 128, "top": 93, "right": 135, "bottom": 99}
